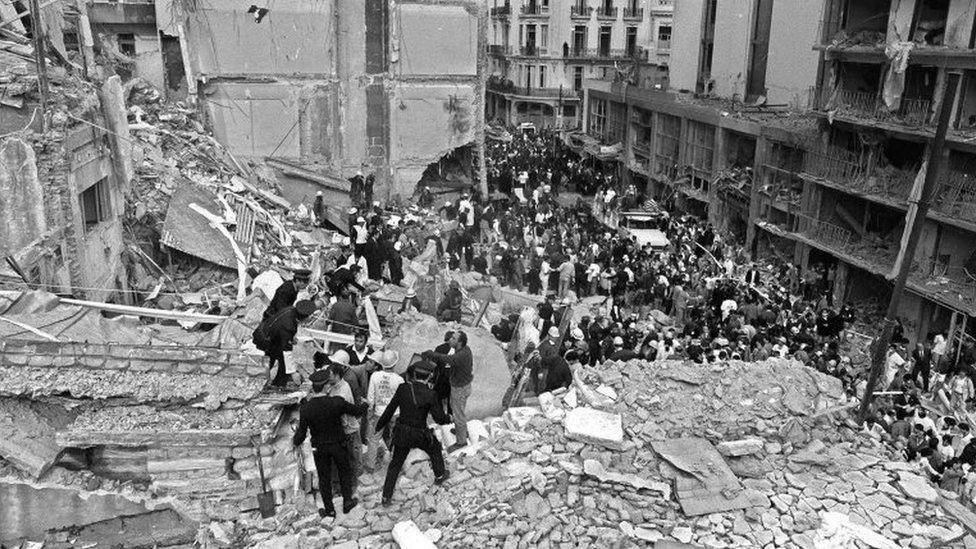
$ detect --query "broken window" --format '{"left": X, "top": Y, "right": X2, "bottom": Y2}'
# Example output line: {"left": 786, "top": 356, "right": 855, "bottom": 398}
{"left": 655, "top": 113, "right": 681, "bottom": 178}
{"left": 80, "top": 178, "right": 112, "bottom": 232}
{"left": 684, "top": 121, "right": 715, "bottom": 184}
{"left": 937, "top": 150, "right": 976, "bottom": 224}
{"left": 658, "top": 24, "right": 672, "bottom": 50}
{"left": 117, "top": 33, "right": 136, "bottom": 57}
{"left": 574, "top": 66, "right": 583, "bottom": 91}
{"left": 573, "top": 26, "right": 587, "bottom": 55}
{"left": 589, "top": 98, "right": 607, "bottom": 137}
{"left": 725, "top": 130, "right": 757, "bottom": 169}
{"left": 957, "top": 71, "right": 976, "bottom": 129}
{"left": 607, "top": 101, "right": 626, "bottom": 143}
{"left": 911, "top": 0, "right": 948, "bottom": 45}
{"left": 829, "top": 0, "right": 890, "bottom": 42}
{"left": 626, "top": 27, "right": 637, "bottom": 56}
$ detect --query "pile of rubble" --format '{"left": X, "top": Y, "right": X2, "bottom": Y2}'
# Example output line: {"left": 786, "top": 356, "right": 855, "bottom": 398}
{"left": 220, "top": 356, "right": 973, "bottom": 549}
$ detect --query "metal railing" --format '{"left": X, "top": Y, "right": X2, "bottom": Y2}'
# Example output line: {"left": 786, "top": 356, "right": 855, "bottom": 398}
{"left": 520, "top": 3, "right": 548, "bottom": 15}
{"left": 623, "top": 7, "right": 643, "bottom": 19}
{"left": 596, "top": 6, "right": 618, "bottom": 18}
{"left": 519, "top": 45, "right": 547, "bottom": 56}
{"left": 491, "top": 5, "right": 511, "bottom": 16}
{"left": 933, "top": 171, "right": 976, "bottom": 225}
{"left": 760, "top": 164, "right": 803, "bottom": 207}
{"left": 802, "top": 148, "right": 916, "bottom": 204}
{"left": 795, "top": 213, "right": 854, "bottom": 250}
{"left": 809, "top": 87, "right": 933, "bottom": 127}
{"left": 571, "top": 5, "right": 593, "bottom": 18}
{"left": 488, "top": 45, "right": 512, "bottom": 55}
{"left": 504, "top": 86, "right": 571, "bottom": 98}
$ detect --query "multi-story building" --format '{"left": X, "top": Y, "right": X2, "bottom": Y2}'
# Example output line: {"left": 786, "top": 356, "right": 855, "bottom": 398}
{"left": 582, "top": 0, "right": 976, "bottom": 351}
{"left": 486, "top": 0, "right": 672, "bottom": 129}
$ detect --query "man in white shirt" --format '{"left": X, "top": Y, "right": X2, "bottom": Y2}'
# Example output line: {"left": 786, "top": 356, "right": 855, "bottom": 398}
{"left": 884, "top": 345, "right": 907, "bottom": 390}
{"left": 365, "top": 350, "right": 404, "bottom": 470}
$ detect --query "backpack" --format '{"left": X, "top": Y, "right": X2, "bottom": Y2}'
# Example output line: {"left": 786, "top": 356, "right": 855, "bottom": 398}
{"left": 252, "top": 308, "right": 290, "bottom": 352}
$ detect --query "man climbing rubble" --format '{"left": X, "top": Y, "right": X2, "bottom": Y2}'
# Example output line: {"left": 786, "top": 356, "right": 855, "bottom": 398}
{"left": 436, "top": 280, "right": 464, "bottom": 322}
{"left": 254, "top": 299, "right": 316, "bottom": 388}
{"left": 292, "top": 366, "right": 368, "bottom": 518}
{"left": 375, "top": 359, "right": 451, "bottom": 506}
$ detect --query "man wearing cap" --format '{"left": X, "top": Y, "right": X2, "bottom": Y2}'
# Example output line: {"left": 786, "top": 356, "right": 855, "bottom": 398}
{"left": 376, "top": 359, "right": 450, "bottom": 505}
{"left": 424, "top": 331, "right": 473, "bottom": 453}
{"left": 313, "top": 191, "right": 327, "bottom": 228}
{"left": 539, "top": 326, "right": 561, "bottom": 360}
{"left": 352, "top": 217, "right": 368, "bottom": 259}
{"left": 365, "top": 350, "right": 403, "bottom": 470}
{"left": 399, "top": 287, "right": 422, "bottom": 314}
{"left": 260, "top": 299, "right": 316, "bottom": 387}
{"left": 293, "top": 365, "right": 367, "bottom": 518}
{"left": 608, "top": 336, "right": 640, "bottom": 362}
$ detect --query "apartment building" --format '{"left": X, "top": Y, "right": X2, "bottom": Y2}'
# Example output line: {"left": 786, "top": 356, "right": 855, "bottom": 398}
{"left": 583, "top": 0, "right": 976, "bottom": 351}
{"left": 486, "top": 0, "right": 672, "bottom": 129}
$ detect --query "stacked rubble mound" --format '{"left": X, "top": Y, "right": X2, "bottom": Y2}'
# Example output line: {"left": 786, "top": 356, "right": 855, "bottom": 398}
{"left": 227, "top": 357, "right": 973, "bottom": 549}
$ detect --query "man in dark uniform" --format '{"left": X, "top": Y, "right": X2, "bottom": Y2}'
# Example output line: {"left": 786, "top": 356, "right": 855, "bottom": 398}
{"left": 375, "top": 360, "right": 451, "bottom": 506}
{"left": 262, "top": 299, "right": 315, "bottom": 387}
{"left": 293, "top": 365, "right": 367, "bottom": 518}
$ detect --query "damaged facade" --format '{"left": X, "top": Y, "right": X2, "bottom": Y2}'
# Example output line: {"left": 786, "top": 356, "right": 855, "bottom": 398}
{"left": 487, "top": 0, "right": 673, "bottom": 129}
{"left": 157, "top": 0, "right": 487, "bottom": 202}
{"left": 583, "top": 0, "right": 976, "bottom": 352}
{"left": 0, "top": 59, "right": 131, "bottom": 302}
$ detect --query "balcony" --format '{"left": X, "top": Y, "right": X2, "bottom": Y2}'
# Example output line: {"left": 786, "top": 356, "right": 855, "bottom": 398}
{"left": 519, "top": 45, "right": 548, "bottom": 56}
{"left": 596, "top": 6, "right": 618, "bottom": 19}
{"left": 571, "top": 5, "right": 593, "bottom": 18}
{"left": 801, "top": 149, "right": 917, "bottom": 205}
{"left": 488, "top": 45, "right": 513, "bottom": 56}
{"left": 933, "top": 171, "right": 976, "bottom": 226}
{"left": 623, "top": 7, "right": 643, "bottom": 20}
{"left": 490, "top": 5, "right": 511, "bottom": 17}
{"left": 520, "top": 3, "right": 548, "bottom": 16}
{"left": 808, "top": 87, "right": 932, "bottom": 128}
{"left": 566, "top": 47, "right": 648, "bottom": 61}
{"left": 817, "top": 18, "right": 886, "bottom": 48}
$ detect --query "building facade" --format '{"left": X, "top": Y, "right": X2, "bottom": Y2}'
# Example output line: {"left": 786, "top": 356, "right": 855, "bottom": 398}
{"left": 487, "top": 0, "right": 672, "bottom": 129}
{"left": 583, "top": 0, "right": 976, "bottom": 352}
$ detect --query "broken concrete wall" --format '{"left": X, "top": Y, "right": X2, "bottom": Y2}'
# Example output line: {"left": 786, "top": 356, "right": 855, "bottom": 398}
{"left": 766, "top": 0, "right": 822, "bottom": 106}
{"left": 63, "top": 124, "right": 128, "bottom": 301}
{"left": 0, "top": 481, "right": 155, "bottom": 542}
{"left": 389, "top": 82, "right": 480, "bottom": 198}
{"left": 182, "top": 0, "right": 335, "bottom": 77}
{"left": 669, "top": 0, "right": 705, "bottom": 93}
{"left": 0, "top": 138, "right": 46, "bottom": 258}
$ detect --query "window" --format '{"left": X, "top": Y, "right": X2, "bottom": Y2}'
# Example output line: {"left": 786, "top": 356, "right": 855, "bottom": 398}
{"left": 80, "top": 178, "right": 112, "bottom": 231}
{"left": 607, "top": 101, "right": 626, "bottom": 143}
{"left": 540, "top": 24, "right": 549, "bottom": 50}
{"left": 117, "top": 33, "right": 136, "bottom": 56}
{"left": 746, "top": 0, "right": 774, "bottom": 101}
{"left": 657, "top": 24, "right": 672, "bottom": 50}
{"left": 626, "top": 27, "right": 637, "bottom": 56}
{"left": 574, "top": 66, "right": 583, "bottom": 91}
{"left": 599, "top": 26, "right": 612, "bottom": 56}
{"left": 573, "top": 25, "right": 587, "bottom": 54}
{"left": 525, "top": 65, "right": 534, "bottom": 88}
{"left": 589, "top": 98, "right": 607, "bottom": 137}
{"left": 539, "top": 65, "right": 546, "bottom": 88}
{"left": 655, "top": 113, "right": 681, "bottom": 178}
{"left": 911, "top": 0, "right": 949, "bottom": 45}
{"left": 684, "top": 121, "right": 715, "bottom": 184}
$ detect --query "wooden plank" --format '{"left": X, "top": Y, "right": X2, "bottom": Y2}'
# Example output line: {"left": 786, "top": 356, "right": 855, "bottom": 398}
{"left": 298, "top": 327, "right": 386, "bottom": 348}
{"left": 59, "top": 298, "right": 229, "bottom": 323}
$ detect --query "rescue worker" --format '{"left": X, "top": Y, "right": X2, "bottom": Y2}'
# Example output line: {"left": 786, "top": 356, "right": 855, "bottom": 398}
{"left": 292, "top": 365, "right": 367, "bottom": 518}
{"left": 375, "top": 360, "right": 451, "bottom": 506}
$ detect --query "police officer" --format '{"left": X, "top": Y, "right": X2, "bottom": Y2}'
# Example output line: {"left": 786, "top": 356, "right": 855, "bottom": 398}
{"left": 376, "top": 360, "right": 451, "bottom": 506}
{"left": 292, "top": 365, "right": 367, "bottom": 518}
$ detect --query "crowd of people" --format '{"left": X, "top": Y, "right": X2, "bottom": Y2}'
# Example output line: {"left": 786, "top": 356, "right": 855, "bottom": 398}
{"left": 272, "top": 128, "right": 976, "bottom": 518}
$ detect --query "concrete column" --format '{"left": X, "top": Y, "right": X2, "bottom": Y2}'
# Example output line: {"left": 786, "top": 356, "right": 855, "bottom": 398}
{"left": 98, "top": 76, "right": 134, "bottom": 196}
{"left": 833, "top": 260, "right": 850, "bottom": 305}
{"left": 746, "top": 136, "right": 769, "bottom": 257}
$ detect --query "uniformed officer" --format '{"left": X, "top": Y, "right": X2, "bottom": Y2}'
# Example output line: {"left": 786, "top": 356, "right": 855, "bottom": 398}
{"left": 293, "top": 365, "right": 367, "bottom": 518}
{"left": 376, "top": 360, "right": 451, "bottom": 506}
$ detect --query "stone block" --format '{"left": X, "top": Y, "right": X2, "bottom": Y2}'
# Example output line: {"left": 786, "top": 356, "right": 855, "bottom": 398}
{"left": 563, "top": 407, "right": 623, "bottom": 450}
{"left": 717, "top": 438, "right": 765, "bottom": 457}
{"left": 128, "top": 359, "right": 155, "bottom": 372}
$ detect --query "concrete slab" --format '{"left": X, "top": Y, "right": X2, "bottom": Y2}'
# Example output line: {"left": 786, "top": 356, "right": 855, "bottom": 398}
{"left": 563, "top": 407, "right": 624, "bottom": 450}
{"left": 0, "top": 398, "right": 71, "bottom": 478}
